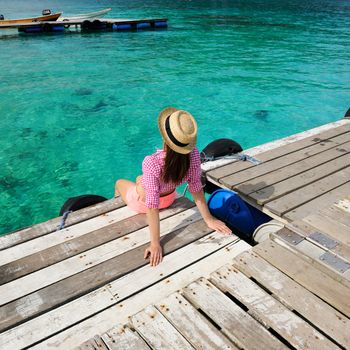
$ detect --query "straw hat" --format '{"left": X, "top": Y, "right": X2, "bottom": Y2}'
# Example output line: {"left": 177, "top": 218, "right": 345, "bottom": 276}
{"left": 158, "top": 107, "right": 198, "bottom": 154}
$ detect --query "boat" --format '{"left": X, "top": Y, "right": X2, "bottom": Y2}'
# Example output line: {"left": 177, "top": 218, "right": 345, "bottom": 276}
{"left": 60, "top": 8, "right": 112, "bottom": 22}
{"left": 0, "top": 12, "right": 61, "bottom": 25}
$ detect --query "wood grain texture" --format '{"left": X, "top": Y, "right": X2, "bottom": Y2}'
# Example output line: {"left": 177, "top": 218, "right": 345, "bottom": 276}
{"left": 75, "top": 335, "right": 109, "bottom": 350}
{"left": 248, "top": 149, "right": 350, "bottom": 205}
{"left": 302, "top": 213, "right": 350, "bottom": 247}
{"left": 0, "top": 197, "right": 193, "bottom": 285}
{"left": 276, "top": 237, "right": 350, "bottom": 286}
{"left": 0, "top": 218, "right": 212, "bottom": 332}
{"left": 0, "top": 197, "right": 125, "bottom": 250}
{"left": 182, "top": 278, "right": 287, "bottom": 350}
{"left": 276, "top": 225, "right": 350, "bottom": 275}
{"left": 0, "top": 208, "right": 201, "bottom": 307}
{"left": 131, "top": 306, "right": 194, "bottom": 350}
{"left": 265, "top": 167, "right": 350, "bottom": 216}
{"left": 156, "top": 292, "right": 237, "bottom": 349}
{"left": 101, "top": 325, "right": 150, "bottom": 350}
{"left": 210, "top": 265, "right": 340, "bottom": 350}
{"left": 232, "top": 250, "right": 350, "bottom": 349}
{"left": 254, "top": 240, "right": 350, "bottom": 316}
{"left": 288, "top": 219, "right": 350, "bottom": 263}
{"left": 28, "top": 240, "right": 249, "bottom": 350}
{"left": 221, "top": 134, "right": 350, "bottom": 190}
{"left": 321, "top": 204, "right": 350, "bottom": 228}
{"left": 0, "top": 235, "right": 244, "bottom": 350}
{"left": 283, "top": 181, "right": 350, "bottom": 221}
{"left": 207, "top": 123, "right": 350, "bottom": 182}
{"left": 235, "top": 139, "right": 350, "bottom": 196}
{"left": 0, "top": 206, "right": 135, "bottom": 266}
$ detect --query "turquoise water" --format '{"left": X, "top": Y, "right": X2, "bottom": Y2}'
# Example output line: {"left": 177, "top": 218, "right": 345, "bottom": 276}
{"left": 0, "top": 0, "right": 349, "bottom": 234}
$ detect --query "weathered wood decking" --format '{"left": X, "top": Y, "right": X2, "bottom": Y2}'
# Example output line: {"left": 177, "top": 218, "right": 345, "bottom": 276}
{"left": 77, "top": 198, "right": 350, "bottom": 350}
{"left": 0, "top": 197, "right": 250, "bottom": 349}
{"left": 76, "top": 197, "right": 350, "bottom": 350}
{"left": 1, "top": 118, "right": 350, "bottom": 349}
{"left": 205, "top": 118, "right": 350, "bottom": 223}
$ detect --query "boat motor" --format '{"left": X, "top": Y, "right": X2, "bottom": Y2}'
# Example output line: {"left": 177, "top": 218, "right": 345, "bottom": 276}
{"left": 42, "top": 9, "right": 52, "bottom": 16}
{"left": 0, "top": 14, "right": 4, "bottom": 20}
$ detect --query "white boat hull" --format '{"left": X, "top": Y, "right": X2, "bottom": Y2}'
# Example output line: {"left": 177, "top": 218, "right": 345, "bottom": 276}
{"left": 60, "top": 8, "right": 112, "bottom": 21}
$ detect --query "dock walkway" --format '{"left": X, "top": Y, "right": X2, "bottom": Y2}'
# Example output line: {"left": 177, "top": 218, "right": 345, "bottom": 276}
{"left": 1, "top": 118, "right": 349, "bottom": 349}
{"left": 0, "top": 197, "right": 250, "bottom": 349}
{"left": 0, "top": 18, "right": 168, "bottom": 32}
{"left": 77, "top": 197, "right": 350, "bottom": 350}
{"left": 205, "top": 118, "right": 350, "bottom": 223}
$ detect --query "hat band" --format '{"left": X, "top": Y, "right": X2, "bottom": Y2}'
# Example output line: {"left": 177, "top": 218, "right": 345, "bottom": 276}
{"left": 165, "top": 116, "right": 190, "bottom": 148}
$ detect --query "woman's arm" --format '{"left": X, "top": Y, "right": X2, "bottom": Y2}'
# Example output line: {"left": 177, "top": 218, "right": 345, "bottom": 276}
{"left": 144, "top": 208, "right": 163, "bottom": 266}
{"left": 192, "top": 190, "right": 232, "bottom": 234}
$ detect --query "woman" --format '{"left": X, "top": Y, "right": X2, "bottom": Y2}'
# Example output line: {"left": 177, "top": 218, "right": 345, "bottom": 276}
{"left": 115, "top": 107, "right": 231, "bottom": 266}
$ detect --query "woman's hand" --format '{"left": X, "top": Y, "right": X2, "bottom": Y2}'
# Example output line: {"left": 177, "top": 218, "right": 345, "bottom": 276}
{"left": 205, "top": 216, "right": 232, "bottom": 235}
{"left": 191, "top": 190, "right": 232, "bottom": 235}
{"left": 144, "top": 243, "right": 163, "bottom": 266}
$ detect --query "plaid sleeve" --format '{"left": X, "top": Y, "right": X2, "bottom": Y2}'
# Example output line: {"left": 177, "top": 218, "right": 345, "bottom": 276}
{"left": 187, "top": 148, "right": 203, "bottom": 194}
{"left": 142, "top": 155, "right": 161, "bottom": 209}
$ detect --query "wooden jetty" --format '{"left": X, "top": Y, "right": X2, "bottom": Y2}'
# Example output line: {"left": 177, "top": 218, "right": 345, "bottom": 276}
{"left": 0, "top": 18, "right": 168, "bottom": 33}
{"left": 205, "top": 117, "right": 350, "bottom": 223}
{"left": 1, "top": 117, "right": 350, "bottom": 349}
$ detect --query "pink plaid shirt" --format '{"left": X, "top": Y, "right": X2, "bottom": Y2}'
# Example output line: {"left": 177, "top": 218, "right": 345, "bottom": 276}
{"left": 141, "top": 147, "right": 202, "bottom": 208}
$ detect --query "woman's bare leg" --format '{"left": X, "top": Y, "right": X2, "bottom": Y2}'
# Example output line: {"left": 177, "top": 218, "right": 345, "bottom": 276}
{"left": 115, "top": 179, "right": 136, "bottom": 204}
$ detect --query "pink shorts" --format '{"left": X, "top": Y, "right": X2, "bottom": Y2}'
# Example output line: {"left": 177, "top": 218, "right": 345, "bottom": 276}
{"left": 125, "top": 185, "right": 176, "bottom": 214}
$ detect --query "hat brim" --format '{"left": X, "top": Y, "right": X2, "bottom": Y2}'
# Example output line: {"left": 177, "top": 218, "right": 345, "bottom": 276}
{"left": 158, "top": 107, "right": 196, "bottom": 154}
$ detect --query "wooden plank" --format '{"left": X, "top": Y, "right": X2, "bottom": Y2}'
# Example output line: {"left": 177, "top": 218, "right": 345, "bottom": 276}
{"left": 207, "top": 123, "right": 350, "bottom": 182}
{"left": 182, "top": 278, "right": 287, "bottom": 350}
{"left": 265, "top": 167, "right": 350, "bottom": 216}
{"left": 0, "top": 197, "right": 193, "bottom": 285}
{"left": 0, "top": 207, "right": 201, "bottom": 307}
{"left": 76, "top": 335, "right": 109, "bottom": 350}
{"left": 101, "top": 325, "right": 150, "bottom": 350}
{"left": 26, "top": 240, "right": 250, "bottom": 350}
{"left": 302, "top": 213, "right": 350, "bottom": 247}
{"left": 249, "top": 149, "right": 350, "bottom": 205}
{"left": 0, "top": 235, "right": 245, "bottom": 350}
{"left": 156, "top": 292, "right": 238, "bottom": 349}
{"left": 210, "top": 265, "right": 340, "bottom": 350}
{"left": 202, "top": 119, "right": 350, "bottom": 174}
{"left": 271, "top": 221, "right": 350, "bottom": 267}
{"left": 0, "top": 197, "right": 125, "bottom": 250}
{"left": 276, "top": 236, "right": 350, "bottom": 285}
{"left": 131, "top": 306, "right": 194, "bottom": 349}
{"left": 221, "top": 133, "right": 350, "bottom": 190}
{"left": 287, "top": 219, "right": 350, "bottom": 263}
{"left": 235, "top": 140, "right": 350, "bottom": 196}
{"left": 232, "top": 250, "right": 350, "bottom": 349}
{"left": 334, "top": 197, "right": 350, "bottom": 213}
{"left": 106, "top": 235, "right": 244, "bottom": 301}
{"left": 284, "top": 181, "right": 350, "bottom": 221}
{"left": 322, "top": 204, "right": 350, "bottom": 228}
{"left": 254, "top": 240, "right": 350, "bottom": 316}
{"left": 0, "top": 206, "right": 135, "bottom": 266}
{"left": 0, "top": 215, "right": 211, "bottom": 331}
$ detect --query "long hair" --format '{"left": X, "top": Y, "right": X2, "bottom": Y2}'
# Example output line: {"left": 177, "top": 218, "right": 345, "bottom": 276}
{"left": 162, "top": 144, "right": 190, "bottom": 184}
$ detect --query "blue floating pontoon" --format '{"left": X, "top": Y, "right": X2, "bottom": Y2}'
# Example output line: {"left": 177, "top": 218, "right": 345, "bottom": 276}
{"left": 51, "top": 25, "right": 65, "bottom": 31}
{"left": 136, "top": 22, "right": 151, "bottom": 29}
{"left": 208, "top": 189, "right": 271, "bottom": 240}
{"left": 2, "top": 17, "right": 168, "bottom": 35}
{"left": 154, "top": 21, "right": 167, "bottom": 28}
{"left": 19, "top": 26, "right": 43, "bottom": 33}
{"left": 112, "top": 23, "right": 132, "bottom": 30}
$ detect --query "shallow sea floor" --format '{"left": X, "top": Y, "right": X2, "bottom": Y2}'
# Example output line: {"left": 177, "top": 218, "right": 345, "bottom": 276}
{"left": 0, "top": 0, "right": 349, "bottom": 234}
